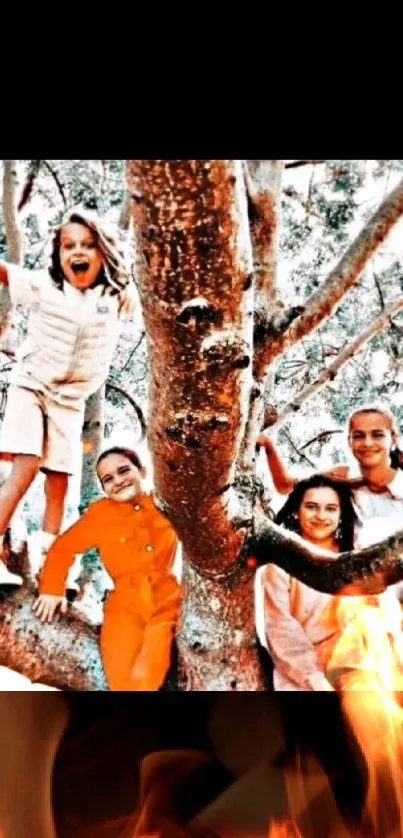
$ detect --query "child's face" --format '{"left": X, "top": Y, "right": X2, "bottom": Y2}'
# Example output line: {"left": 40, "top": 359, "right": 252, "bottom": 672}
{"left": 97, "top": 453, "right": 143, "bottom": 502}
{"left": 349, "top": 411, "right": 394, "bottom": 470}
{"left": 59, "top": 222, "right": 104, "bottom": 291}
{"left": 297, "top": 487, "right": 340, "bottom": 546}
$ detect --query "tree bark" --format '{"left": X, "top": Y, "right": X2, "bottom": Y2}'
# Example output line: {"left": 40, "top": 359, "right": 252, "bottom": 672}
{"left": 119, "top": 188, "right": 132, "bottom": 231}
{"left": 127, "top": 160, "right": 262, "bottom": 688}
{"left": 1, "top": 160, "right": 22, "bottom": 336}
{"left": 0, "top": 567, "right": 106, "bottom": 690}
{"left": 241, "top": 161, "right": 284, "bottom": 468}
{"left": 126, "top": 160, "right": 253, "bottom": 576}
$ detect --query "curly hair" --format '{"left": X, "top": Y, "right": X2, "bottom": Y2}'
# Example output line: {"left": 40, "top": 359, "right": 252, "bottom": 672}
{"left": 275, "top": 473, "right": 357, "bottom": 552}
{"left": 49, "top": 208, "right": 130, "bottom": 295}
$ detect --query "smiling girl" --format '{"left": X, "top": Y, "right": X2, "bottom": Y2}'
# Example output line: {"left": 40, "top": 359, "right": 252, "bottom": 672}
{"left": 258, "top": 404, "right": 403, "bottom": 540}
{"left": 33, "top": 447, "right": 181, "bottom": 692}
{"left": 0, "top": 209, "right": 137, "bottom": 588}
{"left": 261, "top": 475, "right": 403, "bottom": 691}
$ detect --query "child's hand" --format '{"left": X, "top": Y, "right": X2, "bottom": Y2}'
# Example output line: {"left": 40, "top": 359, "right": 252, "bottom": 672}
{"left": 118, "top": 281, "right": 138, "bottom": 316}
{"left": 256, "top": 433, "right": 273, "bottom": 451}
{"left": 33, "top": 594, "right": 67, "bottom": 623}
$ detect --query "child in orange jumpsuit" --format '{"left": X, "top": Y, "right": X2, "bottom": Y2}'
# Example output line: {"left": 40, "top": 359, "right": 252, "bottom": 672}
{"left": 33, "top": 447, "right": 181, "bottom": 691}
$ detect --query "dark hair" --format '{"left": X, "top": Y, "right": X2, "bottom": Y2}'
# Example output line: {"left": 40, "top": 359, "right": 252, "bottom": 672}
{"left": 96, "top": 446, "right": 143, "bottom": 473}
{"left": 275, "top": 474, "right": 357, "bottom": 552}
{"left": 348, "top": 404, "right": 403, "bottom": 470}
{"left": 49, "top": 208, "right": 130, "bottom": 295}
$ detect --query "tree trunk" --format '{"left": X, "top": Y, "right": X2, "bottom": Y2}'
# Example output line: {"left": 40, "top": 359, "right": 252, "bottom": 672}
{"left": 127, "top": 160, "right": 261, "bottom": 687}
{"left": 0, "top": 160, "right": 22, "bottom": 336}
{"left": 80, "top": 386, "right": 105, "bottom": 512}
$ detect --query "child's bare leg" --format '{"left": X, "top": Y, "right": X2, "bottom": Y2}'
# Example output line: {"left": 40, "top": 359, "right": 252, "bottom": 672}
{"left": 40, "top": 471, "right": 80, "bottom": 594}
{"left": 43, "top": 471, "right": 69, "bottom": 537}
{"left": 0, "top": 454, "right": 40, "bottom": 584}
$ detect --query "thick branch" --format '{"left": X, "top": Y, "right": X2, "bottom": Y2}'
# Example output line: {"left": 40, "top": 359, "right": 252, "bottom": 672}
{"left": 251, "top": 516, "right": 403, "bottom": 596}
{"left": 2, "top": 161, "right": 23, "bottom": 263}
{"left": 244, "top": 161, "right": 283, "bottom": 312}
{"left": 269, "top": 296, "right": 403, "bottom": 431}
{"left": 0, "top": 565, "right": 106, "bottom": 690}
{"left": 240, "top": 162, "right": 283, "bottom": 468}
{"left": 264, "top": 176, "right": 403, "bottom": 362}
{"left": 118, "top": 188, "right": 132, "bottom": 231}
{"left": 127, "top": 160, "right": 254, "bottom": 574}
{"left": 106, "top": 381, "right": 146, "bottom": 440}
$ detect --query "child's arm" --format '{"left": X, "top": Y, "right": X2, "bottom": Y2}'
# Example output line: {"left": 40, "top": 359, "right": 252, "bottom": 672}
{"left": 257, "top": 434, "right": 298, "bottom": 495}
{"left": 33, "top": 508, "right": 100, "bottom": 623}
{"left": 39, "top": 508, "right": 99, "bottom": 596}
{"left": 257, "top": 433, "right": 350, "bottom": 493}
{"left": 0, "top": 259, "right": 43, "bottom": 307}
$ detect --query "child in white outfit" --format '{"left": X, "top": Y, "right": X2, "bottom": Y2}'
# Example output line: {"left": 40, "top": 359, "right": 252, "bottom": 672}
{"left": 0, "top": 208, "right": 137, "bottom": 586}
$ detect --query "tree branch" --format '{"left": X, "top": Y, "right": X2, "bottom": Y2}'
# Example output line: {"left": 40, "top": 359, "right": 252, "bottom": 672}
{"left": 299, "top": 429, "right": 343, "bottom": 451}
{"left": 244, "top": 161, "right": 283, "bottom": 314}
{"left": 119, "top": 330, "right": 145, "bottom": 372}
{"left": 17, "top": 160, "right": 42, "bottom": 212}
{"left": 106, "top": 381, "right": 146, "bottom": 440}
{"left": 2, "top": 161, "right": 23, "bottom": 263}
{"left": 285, "top": 160, "right": 326, "bottom": 169}
{"left": 283, "top": 186, "right": 322, "bottom": 221}
{"left": 282, "top": 428, "right": 315, "bottom": 467}
{"left": 118, "top": 188, "right": 132, "bottom": 232}
{"left": 251, "top": 514, "right": 403, "bottom": 596}
{"left": 240, "top": 162, "right": 283, "bottom": 468}
{"left": 0, "top": 565, "right": 106, "bottom": 690}
{"left": 263, "top": 176, "right": 403, "bottom": 363}
{"left": 268, "top": 296, "right": 403, "bottom": 431}
{"left": 373, "top": 271, "right": 385, "bottom": 310}
{"left": 42, "top": 161, "right": 67, "bottom": 208}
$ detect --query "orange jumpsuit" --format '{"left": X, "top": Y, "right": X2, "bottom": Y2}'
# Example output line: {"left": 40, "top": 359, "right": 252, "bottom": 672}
{"left": 39, "top": 494, "right": 181, "bottom": 691}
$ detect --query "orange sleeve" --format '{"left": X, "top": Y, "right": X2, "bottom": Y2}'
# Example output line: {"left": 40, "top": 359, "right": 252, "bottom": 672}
{"left": 39, "top": 504, "right": 100, "bottom": 597}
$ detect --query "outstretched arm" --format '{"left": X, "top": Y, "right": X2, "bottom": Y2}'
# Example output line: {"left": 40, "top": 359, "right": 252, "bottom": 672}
{"left": 257, "top": 433, "right": 351, "bottom": 494}
{"left": 257, "top": 434, "right": 298, "bottom": 495}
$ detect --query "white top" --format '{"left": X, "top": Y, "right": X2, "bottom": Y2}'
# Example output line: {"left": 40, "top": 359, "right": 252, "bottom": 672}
{"left": 6, "top": 264, "right": 120, "bottom": 405}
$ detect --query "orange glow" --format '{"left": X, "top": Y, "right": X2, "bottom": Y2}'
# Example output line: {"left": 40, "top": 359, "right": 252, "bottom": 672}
{"left": 82, "top": 440, "right": 94, "bottom": 454}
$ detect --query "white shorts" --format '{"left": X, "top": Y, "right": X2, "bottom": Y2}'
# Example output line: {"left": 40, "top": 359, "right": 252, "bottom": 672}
{"left": 0, "top": 385, "right": 84, "bottom": 475}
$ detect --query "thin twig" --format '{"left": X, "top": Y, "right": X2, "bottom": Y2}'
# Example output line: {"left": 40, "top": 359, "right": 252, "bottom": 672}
{"left": 119, "top": 331, "right": 146, "bottom": 372}
{"left": 283, "top": 429, "right": 315, "bottom": 467}
{"left": 42, "top": 161, "right": 67, "bottom": 207}
{"left": 285, "top": 160, "right": 326, "bottom": 170}
{"left": 105, "top": 381, "right": 146, "bottom": 440}
{"left": 300, "top": 429, "right": 343, "bottom": 451}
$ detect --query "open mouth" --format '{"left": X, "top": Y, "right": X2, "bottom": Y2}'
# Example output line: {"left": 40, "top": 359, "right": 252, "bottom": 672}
{"left": 71, "top": 261, "right": 90, "bottom": 275}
